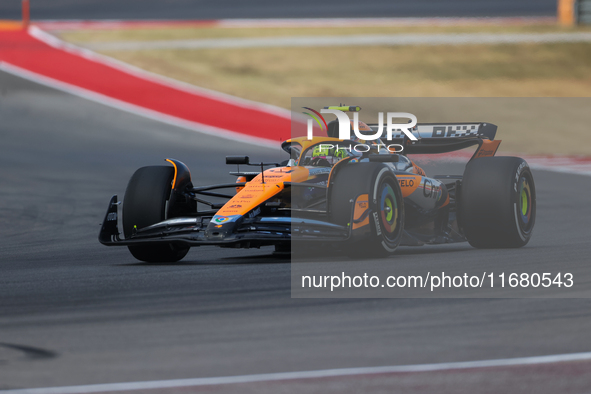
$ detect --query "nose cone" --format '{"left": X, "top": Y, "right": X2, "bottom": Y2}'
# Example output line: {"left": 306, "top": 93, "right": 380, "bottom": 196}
{"left": 205, "top": 214, "right": 242, "bottom": 239}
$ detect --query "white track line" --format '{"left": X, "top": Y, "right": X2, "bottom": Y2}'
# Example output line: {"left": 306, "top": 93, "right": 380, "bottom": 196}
{"left": 83, "top": 32, "right": 591, "bottom": 51}
{"left": 524, "top": 158, "right": 591, "bottom": 177}
{"left": 34, "top": 16, "right": 556, "bottom": 31}
{"left": 216, "top": 16, "right": 557, "bottom": 28}
{"left": 4, "top": 61, "right": 591, "bottom": 176}
{"left": 27, "top": 27, "right": 293, "bottom": 121}
{"left": 5, "top": 28, "right": 591, "bottom": 175}
{"left": 0, "top": 62, "right": 276, "bottom": 149}
{"left": 419, "top": 153, "right": 591, "bottom": 177}
{"left": 3, "top": 351, "right": 591, "bottom": 393}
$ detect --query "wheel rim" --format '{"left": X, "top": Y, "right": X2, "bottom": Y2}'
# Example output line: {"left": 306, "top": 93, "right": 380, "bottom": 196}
{"left": 517, "top": 176, "right": 534, "bottom": 233}
{"left": 379, "top": 183, "right": 399, "bottom": 241}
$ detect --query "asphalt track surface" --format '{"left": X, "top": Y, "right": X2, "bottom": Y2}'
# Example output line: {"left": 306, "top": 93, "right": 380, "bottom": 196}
{"left": 2, "top": 71, "right": 591, "bottom": 392}
{"left": 1, "top": 0, "right": 555, "bottom": 21}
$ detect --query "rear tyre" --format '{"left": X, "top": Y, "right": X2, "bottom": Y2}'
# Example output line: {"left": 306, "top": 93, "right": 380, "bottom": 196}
{"left": 123, "top": 166, "right": 190, "bottom": 262}
{"left": 459, "top": 157, "right": 536, "bottom": 248}
{"left": 330, "top": 163, "right": 404, "bottom": 256}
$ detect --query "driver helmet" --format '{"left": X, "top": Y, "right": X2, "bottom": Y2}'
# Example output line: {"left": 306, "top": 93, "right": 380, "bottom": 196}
{"left": 352, "top": 120, "right": 373, "bottom": 138}
{"left": 311, "top": 144, "right": 348, "bottom": 163}
{"left": 351, "top": 120, "right": 386, "bottom": 155}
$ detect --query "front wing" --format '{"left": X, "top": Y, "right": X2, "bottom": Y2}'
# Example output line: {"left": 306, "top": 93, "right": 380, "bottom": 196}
{"left": 99, "top": 196, "right": 351, "bottom": 248}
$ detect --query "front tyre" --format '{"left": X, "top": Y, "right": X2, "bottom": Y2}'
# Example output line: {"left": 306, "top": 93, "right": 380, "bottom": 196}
{"left": 330, "top": 163, "right": 404, "bottom": 256}
{"left": 123, "top": 166, "right": 189, "bottom": 262}
{"left": 368, "top": 170, "right": 404, "bottom": 254}
{"left": 459, "top": 157, "right": 536, "bottom": 248}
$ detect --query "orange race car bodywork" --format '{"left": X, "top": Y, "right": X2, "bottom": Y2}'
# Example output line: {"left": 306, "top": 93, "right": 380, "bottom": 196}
{"left": 100, "top": 122, "right": 503, "bottom": 252}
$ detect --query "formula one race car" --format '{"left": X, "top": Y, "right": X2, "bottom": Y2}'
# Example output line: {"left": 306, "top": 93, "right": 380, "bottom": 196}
{"left": 99, "top": 110, "right": 536, "bottom": 262}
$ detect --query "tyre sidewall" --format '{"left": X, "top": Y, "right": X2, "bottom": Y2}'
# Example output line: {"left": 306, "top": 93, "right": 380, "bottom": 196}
{"left": 368, "top": 168, "right": 404, "bottom": 253}
{"left": 122, "top": 166, "right": 189, "bottom": 262}
{"left": 329, "top": 162, "right": 404, "bottom": 255}
{"left": 460, "top": 157, "right": 536, "bottom": 248}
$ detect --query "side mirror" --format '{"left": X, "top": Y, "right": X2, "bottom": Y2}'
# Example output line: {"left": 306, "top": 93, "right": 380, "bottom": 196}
{"left": 226, "top": 156, "right": 250, "bottom": 165}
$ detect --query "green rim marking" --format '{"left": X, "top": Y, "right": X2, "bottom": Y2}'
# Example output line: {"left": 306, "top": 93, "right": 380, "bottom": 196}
{"left": 521, "top": 189, "right": 528, "bottom": 216}
{"left": 385, "top": 199, "right": 393, "bottom": 222}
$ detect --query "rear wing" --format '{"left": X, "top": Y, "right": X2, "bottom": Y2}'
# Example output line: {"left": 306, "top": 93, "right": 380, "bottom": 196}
{"left": 369, "top": 122, "right": 496, "bottom": 141}
{"left": 368, "top": 122, "right": 499, "bottom": 157}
